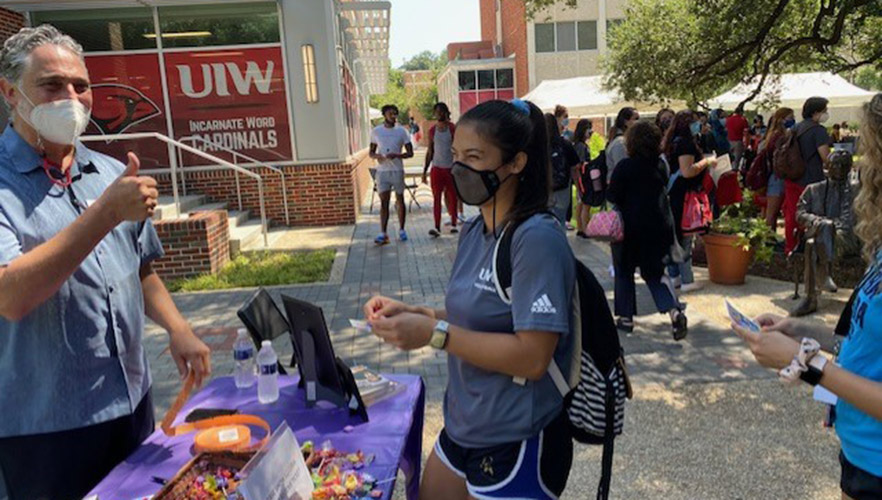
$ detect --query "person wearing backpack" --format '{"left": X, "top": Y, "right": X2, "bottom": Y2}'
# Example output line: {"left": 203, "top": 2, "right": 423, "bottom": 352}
{"left": 607, "top": 121, "right": 688, "bottom": 338}
{"left": 545, "top": 113, "right": 580, "bottom": 225}
{"left": 363, "top": 99, "right": 576, "bottom": 500}
{"left": 606, "top": 107, "right": 639, "bottom": 183}
{"left": 781, "top": 97, "right": 832, "bottom": 253}
{"left": 664, "top": 110, "right": 718, "bottom": 294}
{"left": 573, "top": 118, "right": 602, "bottom": 238}
{"left": 731, "top": 93, "right": 882, "bottom": 500}
{"left": 749, "top": 107, "right": 794, "bottom": 230}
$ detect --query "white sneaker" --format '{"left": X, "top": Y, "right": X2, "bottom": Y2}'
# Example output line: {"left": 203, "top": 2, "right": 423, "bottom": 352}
{"left": 608, "top": 264, "right": 615, "bottom": 278}
{"left": 681, "top": 282, "right": 703, "bottom": 293}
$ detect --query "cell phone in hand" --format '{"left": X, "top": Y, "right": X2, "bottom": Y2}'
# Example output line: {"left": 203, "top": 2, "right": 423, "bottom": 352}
{"left": 185, "top": 408, "right": 238, "bottom": 423}
{"left": 725, "top": 300, "right": 761, "bottom": 333}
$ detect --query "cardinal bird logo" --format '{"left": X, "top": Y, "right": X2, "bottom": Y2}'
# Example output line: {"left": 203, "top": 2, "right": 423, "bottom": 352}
{"left": 89, "top": 83, "right": 162, "bottom": 136}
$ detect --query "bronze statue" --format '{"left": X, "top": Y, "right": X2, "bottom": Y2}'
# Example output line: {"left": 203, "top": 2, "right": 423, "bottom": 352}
{"left": 791, "top": 150, "right": 861, "bottom": 316}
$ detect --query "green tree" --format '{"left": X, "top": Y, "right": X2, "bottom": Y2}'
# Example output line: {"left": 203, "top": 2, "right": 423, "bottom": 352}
{"left": 370, "top": 68, "right": 410, "bottom": 124}
{"left": 399, "top": 50, "right": 447, "bottom": 72}
{"left": 856, "top": 67, "right": 882, "bottom": 90}
{"left": 570, "top": 0, "right": 882, "bottom": 108}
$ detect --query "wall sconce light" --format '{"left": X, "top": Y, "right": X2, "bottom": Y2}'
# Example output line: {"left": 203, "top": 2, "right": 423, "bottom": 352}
{"left": 302, "top": 44, "right": 319, "bottom": 103}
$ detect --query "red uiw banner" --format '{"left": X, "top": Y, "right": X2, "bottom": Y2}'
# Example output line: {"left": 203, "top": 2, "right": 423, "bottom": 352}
{"left": 164, "top": 46, "right": 293, "bottom": 165}
{"left": 84, "top": 53, "right": 170, "bottom": 169}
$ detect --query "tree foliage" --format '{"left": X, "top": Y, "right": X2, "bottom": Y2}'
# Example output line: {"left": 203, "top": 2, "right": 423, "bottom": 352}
{"left": 399, "top": 50, "right": 447, "bottom": 72}
{"left": 371, "top": 51, "right": 446, "bottom": 122}
{"left": 596, "top": 0, "right": 882, "bottom": 108}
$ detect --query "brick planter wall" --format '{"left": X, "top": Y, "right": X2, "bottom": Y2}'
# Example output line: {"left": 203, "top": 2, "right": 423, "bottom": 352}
{"left": 152, "top": 210, "right": 230, "bottom": 280}
{"left": 155, "top": 151, "right": 371, "bottom": 227}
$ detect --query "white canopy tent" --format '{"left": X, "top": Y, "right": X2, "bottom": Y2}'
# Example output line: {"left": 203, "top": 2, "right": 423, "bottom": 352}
{"left": 710, "top": 72, "right": 875, "bottom": 111}
{"left": 523, "top": 75, "right": 685, "bottom": 117}
{"left": 369, "top": 107, "right": 383, "bottom": 120}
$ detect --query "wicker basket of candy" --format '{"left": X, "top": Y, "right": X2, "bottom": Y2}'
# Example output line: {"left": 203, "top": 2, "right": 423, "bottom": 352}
{"left": 153, "top": 451, "right": 254, "bottom": 500}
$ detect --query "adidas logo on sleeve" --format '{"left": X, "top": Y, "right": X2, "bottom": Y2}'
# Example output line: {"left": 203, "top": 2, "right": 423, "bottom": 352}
{"left": 530, "top": 294, "right": 557, "bottom": 314}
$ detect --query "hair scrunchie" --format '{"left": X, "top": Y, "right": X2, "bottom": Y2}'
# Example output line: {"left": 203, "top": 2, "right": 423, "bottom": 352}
{"left": 509, "top": 98, "right": 531, "bottom": 116}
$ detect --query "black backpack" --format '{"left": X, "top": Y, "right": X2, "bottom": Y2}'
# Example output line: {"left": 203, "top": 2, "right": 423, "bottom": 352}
{"left": 492, "top": 217, "right": 632, "bottom": 500}
{"left": 550, "top": 142, "right": 572, "bottom": 191}
{"left": 577, "top": 150, "right": 609, "bottom": 207}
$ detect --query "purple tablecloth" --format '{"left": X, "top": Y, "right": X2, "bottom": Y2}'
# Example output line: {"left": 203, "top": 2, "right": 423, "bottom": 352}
{"left": 88, "top": 374, "right": 425, "bottom": 500}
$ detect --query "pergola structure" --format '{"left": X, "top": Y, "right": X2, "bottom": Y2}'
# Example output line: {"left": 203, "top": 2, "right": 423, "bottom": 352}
{"left": 338, "top": 0, "right": 390, "bottom": 95}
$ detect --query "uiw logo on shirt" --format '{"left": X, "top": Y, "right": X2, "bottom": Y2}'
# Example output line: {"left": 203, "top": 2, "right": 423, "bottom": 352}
{"left": 474, "top": 267, "right": 497, "bottom": 293}
{"left": 531, "top": 294, "right": 557, "bottom": 314}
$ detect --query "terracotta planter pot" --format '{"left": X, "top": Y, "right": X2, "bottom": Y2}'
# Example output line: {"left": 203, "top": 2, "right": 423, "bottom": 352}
{"left": 702, "top": 233, "right": 755, "bottom": 285}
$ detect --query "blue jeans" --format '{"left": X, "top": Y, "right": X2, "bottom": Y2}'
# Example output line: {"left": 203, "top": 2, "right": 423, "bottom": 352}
{"left": 612, "top": 243, "right": 679, "bottom": 318}
{"left": 667, "top": 235, "right": 695, "bottom": 285}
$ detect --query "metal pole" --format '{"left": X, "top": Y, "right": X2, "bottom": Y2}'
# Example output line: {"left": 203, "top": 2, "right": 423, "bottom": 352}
{"left": 234, "top": 170, "right": 242, "bottom": 212}
{"left": 258, "top": 180, "right": 268, "bottom": 247}
{"left": 280, "top": 169, "right": 290, "bottom": 226}
{"left": 177, "top": 142, "right": 187, "bottom": 197}
{"left": 168, "top": 142, "right": 181, "bottom": 217}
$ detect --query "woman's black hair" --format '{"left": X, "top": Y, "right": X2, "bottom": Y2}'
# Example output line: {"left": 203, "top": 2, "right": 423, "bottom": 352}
{"left": 663, "top": 109, "right": 702, "bottom": 159}
{"left": 610, "top": 106, "right": 638, "bottom": 140}
{"left": 574, "top": 118, "right": 592, "bottom": 144}
{"left": 434, "top": 102, "right": 450, "bottom": 116}
{"left": 459, "top": 99, "right": 550, "bottom": 226}
{"left": 544, "top": 113, "right": 559, "bottom": 141}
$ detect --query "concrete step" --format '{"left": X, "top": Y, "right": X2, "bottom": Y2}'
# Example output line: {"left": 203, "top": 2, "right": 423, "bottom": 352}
{"left": 227, "top": 210, "right": 251, "bottom": 230}
{"left": 153, "top": 194, "right": 206, "bottom": 220}
{"left": 229, "top": 218, "right": 266, "bottom": 254}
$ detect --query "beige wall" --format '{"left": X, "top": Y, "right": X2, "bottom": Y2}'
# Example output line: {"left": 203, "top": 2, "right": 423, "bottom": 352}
{"left": 526, "top": 0, "right": 628, "bottom": 91}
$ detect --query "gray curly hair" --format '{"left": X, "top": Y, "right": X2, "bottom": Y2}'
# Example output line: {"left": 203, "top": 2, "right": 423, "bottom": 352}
{"left": 0, "top": 24, "right": 84, "bottom": 86}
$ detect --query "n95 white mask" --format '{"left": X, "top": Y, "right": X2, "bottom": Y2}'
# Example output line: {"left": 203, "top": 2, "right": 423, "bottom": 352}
{"left": 17, "top": 91, "right": 91, "bottom": 145}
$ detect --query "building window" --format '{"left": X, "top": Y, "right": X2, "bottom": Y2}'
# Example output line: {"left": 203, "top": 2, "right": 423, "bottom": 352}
{"left": 536, "top": 21, "right": 598, "bottom": 53}
{"left": 578, "top": 21, "right": 597, "bottom": 50}
{"left": 478, "top": 70, "right": 495, "bottom": 90}
{"left": 157, "top": 2, "right": 279, "bottom": 48}
{"left": 555, "top": 22, "right": 576, "bottom": 52}
{"left": 458, "top": 71, "right": 476, "bottom": 91}
{"left": 534, "top": 23, "right": 555, "bottom": 53}
{"left": 302, "top": 44, "right": 319, "bottom": 103}
{"left": 496, "top": 68, "right": 513, "bottom": 89}
{"left": 32, "top": 8, "right": 155, "bottom": 52}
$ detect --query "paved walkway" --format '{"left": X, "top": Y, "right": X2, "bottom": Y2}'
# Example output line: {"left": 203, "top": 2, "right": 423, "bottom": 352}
{"left": 144, "top": 151, "right": 852, "bottom": 499}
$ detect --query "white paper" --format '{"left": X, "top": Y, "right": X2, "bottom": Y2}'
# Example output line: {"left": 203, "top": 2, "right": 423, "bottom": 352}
{"left": 349, "top": 319, "right": 372, "bottom": 333}
{"left": 813, "top": 385, "right": 839, "bottom": 405}
{"left": 238, "top": 423, "right": 314, "bottom": 500}
{"left": 710, "top": 154, "right": 732, "bottom": 185}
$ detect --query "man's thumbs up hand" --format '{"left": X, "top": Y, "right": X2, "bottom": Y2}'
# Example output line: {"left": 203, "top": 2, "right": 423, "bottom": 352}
{"left": 99, "top": 151, "right": 159, "bottom": 223}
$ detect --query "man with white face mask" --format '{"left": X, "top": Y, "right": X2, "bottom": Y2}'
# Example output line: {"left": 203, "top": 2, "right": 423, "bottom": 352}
{"left": 0, "top": 25, "right": 211, "bottom": 499}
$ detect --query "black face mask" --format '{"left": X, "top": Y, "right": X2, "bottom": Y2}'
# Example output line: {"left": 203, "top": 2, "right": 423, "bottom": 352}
{"left": 451, "top": 160, "right": 513, "bottom": 206}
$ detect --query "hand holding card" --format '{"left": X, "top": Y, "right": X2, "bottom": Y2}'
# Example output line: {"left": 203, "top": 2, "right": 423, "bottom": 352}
{"left": 725, "top": 300, "right": 761, "bottom": 333}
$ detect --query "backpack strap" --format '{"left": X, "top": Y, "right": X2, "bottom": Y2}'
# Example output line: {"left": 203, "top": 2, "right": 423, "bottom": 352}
{"left": 492, "top": 215, "right": 571, "bottom": 394}
{"left": 597, "top": 378, "right": 616, "bottom": 500}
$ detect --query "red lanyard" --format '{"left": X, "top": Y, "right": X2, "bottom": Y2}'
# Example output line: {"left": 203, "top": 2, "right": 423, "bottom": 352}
{"left": 41, "top": 157, "right": 72, "bottom": 188}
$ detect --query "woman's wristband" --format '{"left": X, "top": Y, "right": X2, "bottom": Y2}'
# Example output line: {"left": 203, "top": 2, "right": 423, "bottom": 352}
{"left": 779, "top": 338, "right": 823, "bottom": 384}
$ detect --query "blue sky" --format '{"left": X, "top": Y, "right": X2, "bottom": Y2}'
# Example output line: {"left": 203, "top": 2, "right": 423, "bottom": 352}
{"left": 388, "top": 0, "right": 481, "bottom": 67}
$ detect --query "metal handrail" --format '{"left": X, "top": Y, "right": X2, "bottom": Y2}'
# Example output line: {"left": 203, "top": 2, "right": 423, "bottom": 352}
{"left": 178, "top": 135, "right": 290, "bottom": 226}
{"left": 80, "top": 132, "right": 268, "bottom": 247}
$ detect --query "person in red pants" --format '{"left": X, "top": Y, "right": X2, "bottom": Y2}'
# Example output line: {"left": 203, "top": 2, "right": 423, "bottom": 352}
{"left": 423, "top": 102, "right": 459, "bottom": 237}
{"left": 782, "top": 97, "right": 832, "bottom": 253}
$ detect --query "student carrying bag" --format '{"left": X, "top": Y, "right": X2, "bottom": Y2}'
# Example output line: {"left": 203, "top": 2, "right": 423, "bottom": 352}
{"left": 492, "top": 218, "right": 632, "bottom": 500}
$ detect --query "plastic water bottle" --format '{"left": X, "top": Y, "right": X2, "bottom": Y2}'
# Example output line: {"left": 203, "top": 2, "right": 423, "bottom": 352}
{"left": 257, "top": 340, "right": 279, "bottom": 404}
{"left": 233, "top": 329, "right": 255, "bottom": 389}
